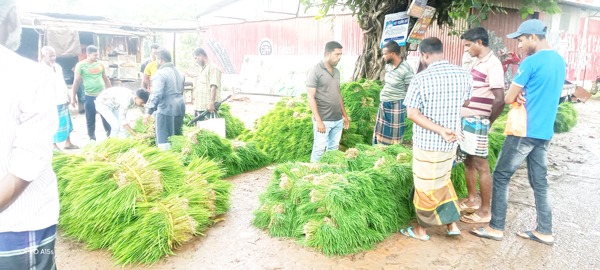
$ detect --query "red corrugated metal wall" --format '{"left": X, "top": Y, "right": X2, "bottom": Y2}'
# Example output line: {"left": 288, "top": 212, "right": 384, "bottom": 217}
{"left": 203, "top": 15, "right": 363, "bottom": 74}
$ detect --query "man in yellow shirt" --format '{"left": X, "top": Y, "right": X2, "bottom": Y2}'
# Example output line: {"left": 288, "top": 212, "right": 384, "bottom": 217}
{"left": 141, "top": 43, "right": 160, "bottom": 90}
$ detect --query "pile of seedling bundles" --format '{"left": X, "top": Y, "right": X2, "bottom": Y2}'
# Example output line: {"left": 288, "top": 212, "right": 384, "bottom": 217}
{"left": 251, "top": 86, "right": 580, "bottom": 255}
{"left": 53, "top": 138, "right": 232, "bottom": 265}
{"left": 240, "top": 80, "right": 384, "bottom": 162}
{"left": 170, "top": 128, "right": 270, "bottom": 177}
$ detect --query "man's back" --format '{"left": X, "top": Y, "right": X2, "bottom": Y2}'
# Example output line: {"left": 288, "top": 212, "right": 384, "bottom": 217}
{"left": 152, "top": 64, "right": 185, "bottom": 116}
{"left": 0, "top": 46, "right": 59, "bottom": 232}
{"left": 405, "top": 60, "right": 472, "bottom": 152}
{"left": 513, "top": 50, "right": 566, "bottom": 140}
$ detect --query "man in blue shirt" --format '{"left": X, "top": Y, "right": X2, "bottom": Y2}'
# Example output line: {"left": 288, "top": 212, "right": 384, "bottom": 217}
{"left": 471, "top": 19, "right": 566, "bottom": 246}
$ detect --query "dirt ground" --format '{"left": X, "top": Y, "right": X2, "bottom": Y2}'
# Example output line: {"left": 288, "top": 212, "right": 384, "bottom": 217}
{"left": 55, "top": 94, "right": 600, "bottom": 270}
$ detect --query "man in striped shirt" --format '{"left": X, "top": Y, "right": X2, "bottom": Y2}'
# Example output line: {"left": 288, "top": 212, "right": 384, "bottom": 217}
{"left": 458, "top": 27, "right": 505, "bottom": 224}
{"left": 401, "top": 37, "right": 472, "bottom": 240}
{"left": 0, "top": 1, "right": 60, "bottom": 268}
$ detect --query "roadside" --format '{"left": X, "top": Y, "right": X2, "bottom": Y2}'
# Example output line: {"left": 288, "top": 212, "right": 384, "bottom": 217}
{"left": 56, "top": 96, "right": 600, "bottom": 270}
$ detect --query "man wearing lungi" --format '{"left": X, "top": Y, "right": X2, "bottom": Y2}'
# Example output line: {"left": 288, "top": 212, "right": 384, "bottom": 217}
{"left": 143, "top": 49, "right": 185, "bottom": 150}
{"left": 0, "top": 1, "right": 60, "bottom": 268}
{"left": 372, "top": 40, "right": 414, "bottom": 145}
{"left": 306, "top": 41, "right": 350, "bottom": 162}
{"left": 457, "top": 27, "right": 505, "bottom": 224}
{"left": 471, "top": 19, "right": 565, "bottom": 246}
{"left": 402, "top": 37, "right": 473, "bottom": 240}
{"left": 41, "top": 46, "right": 80, "bottom": 151}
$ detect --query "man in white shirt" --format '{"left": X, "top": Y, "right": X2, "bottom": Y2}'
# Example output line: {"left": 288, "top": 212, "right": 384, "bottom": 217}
{"left": 41, "top": 45, "right": 79, "bottom": 151}
{"left": 0, "top": 1, "right": 60, "bottom": 269}
{"left": 95, "top": 87, "right": 149, "bottom": 137}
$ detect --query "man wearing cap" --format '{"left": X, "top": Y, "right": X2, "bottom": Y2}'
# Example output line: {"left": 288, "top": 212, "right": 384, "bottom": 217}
{"left": 470, "top": 19, "right": 566, "bottom": 246}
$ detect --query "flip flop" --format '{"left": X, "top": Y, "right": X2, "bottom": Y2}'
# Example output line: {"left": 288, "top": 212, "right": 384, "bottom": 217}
{"left": 447, "top": 230, "right": 462, "bottom": 236}
{"left": 469, "top": 227, "right": 503, "bottom": 241}
{"left": 460, "top": 213, "right": 491, "bottom": 224}
{"left": 64, "top": 144, "right": 80, "bottom": 150}
{"left": 400, "top": 227, "right": 430, "bottom": 241}
{"left": 516, "top": 231, "right": 554, "bottom": 246}
{"left": 459, "top": 201, "right": 480, "bottom": 213}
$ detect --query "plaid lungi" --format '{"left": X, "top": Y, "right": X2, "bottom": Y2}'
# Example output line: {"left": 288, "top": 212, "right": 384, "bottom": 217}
{"left": 372, "top": 100, "right": 406, "bottom": 145}
{"left": 0, "top": 225, "right": 57, "bottom": 270}
{"left": 458, "top": 116, "right": 490, "bottom": 158}
{"left": 412, "top": 147, "right": 460, "bottom": 227}
{"left": 53, "top": 103, "right": 73, "bottom": 143}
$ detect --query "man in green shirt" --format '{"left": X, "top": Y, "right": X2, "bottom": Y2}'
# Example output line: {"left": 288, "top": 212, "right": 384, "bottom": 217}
{"left": 373, "top": 40, "right": 414, "bottom": 145}
{"left": 71, "top": 45, "right": 112, "bottom": 141}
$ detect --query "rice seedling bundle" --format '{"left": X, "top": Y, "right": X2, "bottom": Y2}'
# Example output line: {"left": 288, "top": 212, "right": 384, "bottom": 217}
{"left": 554, "top": 102, "right": 578, "bottom": 133}
{"left": 239, "top": 95, "right": 314, "bottom": 162}
{"left": 53, "top": 138, "right": 231, "bottom": 265}
{"left": 218, "top": 103, "right": 248, "bottom": 139}
{"left": 170, "top": 129, "right": 271, "bottom": 177}
{"left": 254, "top": 144, "right": 421, "bottom": 256}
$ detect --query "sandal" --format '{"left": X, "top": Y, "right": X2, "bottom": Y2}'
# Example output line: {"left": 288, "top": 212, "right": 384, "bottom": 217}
{"left": 64, "top": 144, "right": 80, "bottom": 150}
{"left": 469, "top": 227, "right": 503, "bottom": 241}
{"left": 400, "top": 227, "right": 430, "bottom": 241}
{"left": 459, "top": 201, "right": 480, "bottom": 214}
{"left": 516, "top": 231, "right": 554, "bottom": 246}
{"left": 460, "top": 213, "right": 491, "bottom": 224}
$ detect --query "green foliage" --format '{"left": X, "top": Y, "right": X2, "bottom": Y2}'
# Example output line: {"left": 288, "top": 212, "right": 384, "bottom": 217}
{"left": 170, "top": 129, "right": 271, "bottom": 177}
{"left": 253, "top": 144, "right": 416, "bottom": 256}
{"left": 241, "top": 80, "right": 383, "bottom": 162}
{"left": 554, "top": 102, "right": 578, "bottom": 133}
{"left": 219, "top": 103, "right": 248, "bottom": 139}
{"left": 53, "top": 138, "right": 231, "bottom": 265}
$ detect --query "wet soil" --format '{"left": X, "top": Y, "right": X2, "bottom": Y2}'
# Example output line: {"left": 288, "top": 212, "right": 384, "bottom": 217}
{"left": 55, "top": 95, "right": 600, "bottom": 270}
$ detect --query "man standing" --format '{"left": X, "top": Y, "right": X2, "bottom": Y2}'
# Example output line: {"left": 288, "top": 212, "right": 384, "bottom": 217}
{"left": 95, "top": 87, "right": 149, "bottom": 138}
{"left": 458, "top": 27, "right": 505, "bottom": 224}
{"left": 401, "top": 37, "right": 472, "bottom": 240}
{"left": 373, "top": 40, "right": 414, "bottom": 145}
{"left": 0, "top": 0, "right": 60, "bottom": 268}
{"left": 141, "top": 43, "right": 161, "bottom": 90}
{"left": 40, "top": 45, "right": 79, "bottom": 151}
{"left": 306, "top": 41, "right": 350, "bottom": 162}
{"left": 187, "top": 47, "right": 221, "bottom": 119}
{"left": 143, "top": 49, "right": 185, "bottom": 150}
{"left": 71, "top": 45, "right": 112, "bottom": 141}
{"left": 471, "top": 20, "right": 566, "bottom": 246}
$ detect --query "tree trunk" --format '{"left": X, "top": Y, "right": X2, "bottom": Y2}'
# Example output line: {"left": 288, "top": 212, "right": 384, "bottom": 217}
{"left": 352, "top": 0, "right": 409, "bottom": 81}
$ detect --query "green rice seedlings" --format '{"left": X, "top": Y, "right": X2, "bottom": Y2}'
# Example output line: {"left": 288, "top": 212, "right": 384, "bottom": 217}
{"left": 109, "top": 196, "right": 197, "bottom": 265}
{"left": 218, "top": 103, "right": 248, "bottom": 139}
{"left": 554, "top": 102, "right": 578, "bottom": 133}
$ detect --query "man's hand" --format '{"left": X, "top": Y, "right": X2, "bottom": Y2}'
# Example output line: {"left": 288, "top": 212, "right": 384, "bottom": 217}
{"left": 316, "top": 120, "right": 326, "bottom": 133}
{"left": 143, "top": 114, "right": 151, "bottom": 125}
{"left": 517, "top": 90, "right": 526, "bottom": 105}
{"left": 439, "top": 128, "right": 457, "bottom": 143}
{"left": 208, "top": 102, "right": 216, "bottom": 112}
{"left": 343, "top": 116, "right": 350, "bottom": 130}
{"left": 70, "top": 96, "right": 77, "bottom": 107}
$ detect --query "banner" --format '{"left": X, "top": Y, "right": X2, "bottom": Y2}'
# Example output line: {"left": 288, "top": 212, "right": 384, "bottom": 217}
{"left": 380, "top": 11, "right": 410, "bottom": 47}
{"left": 407, "top": 0, "right": 428, "bottom": 17}
{"left": 407, "top": 6, "right": 436, "bottom": 44}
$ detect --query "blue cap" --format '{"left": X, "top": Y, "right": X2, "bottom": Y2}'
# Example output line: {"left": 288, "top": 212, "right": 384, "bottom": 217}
{"left": 507, "top": 19, "right": 547, "bottom": 39}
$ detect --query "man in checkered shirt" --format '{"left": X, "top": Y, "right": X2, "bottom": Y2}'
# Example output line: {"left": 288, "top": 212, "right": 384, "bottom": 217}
{"left": 400, "top": 37, "right": 473, "bottom": 241}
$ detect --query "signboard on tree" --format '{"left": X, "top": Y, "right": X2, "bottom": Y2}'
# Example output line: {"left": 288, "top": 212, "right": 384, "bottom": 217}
{"left": 407, "top": 6, "right": 436, "bottom": 44}
{"left": 380, "top": 11, "right": 410, "bottom": 48}
{"left": 407, "top": 0, "right": 429, "bottom": 17}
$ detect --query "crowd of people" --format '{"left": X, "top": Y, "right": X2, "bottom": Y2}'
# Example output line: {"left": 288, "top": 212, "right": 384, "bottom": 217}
{"left": 0, "top": 0, "right": 566, "bottom": 267}
{"left": 307, "top": 20, "right": 565, "bottom": 245}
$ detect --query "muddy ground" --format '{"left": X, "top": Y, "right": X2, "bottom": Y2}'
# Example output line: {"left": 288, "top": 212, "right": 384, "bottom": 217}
{"left": 55, "top": 94, "right": 600, "bottom": 270}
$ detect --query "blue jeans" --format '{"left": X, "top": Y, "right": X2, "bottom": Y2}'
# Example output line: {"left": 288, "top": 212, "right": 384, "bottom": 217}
{"left": 490, "top": 135, "right": 553, "bottom": 235}
{"left": 310, "top": 119, "right": 344, "bottom": 162}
